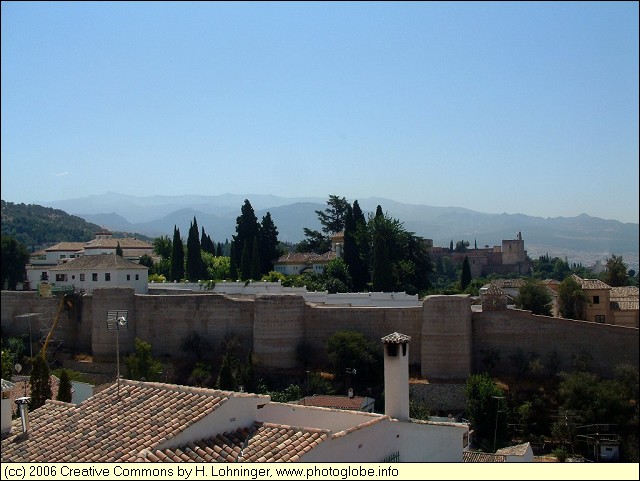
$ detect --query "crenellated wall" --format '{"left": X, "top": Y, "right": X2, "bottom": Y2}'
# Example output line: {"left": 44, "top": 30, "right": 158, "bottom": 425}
{"left": 1, "top": 289, "right": 637, "bottom": 381}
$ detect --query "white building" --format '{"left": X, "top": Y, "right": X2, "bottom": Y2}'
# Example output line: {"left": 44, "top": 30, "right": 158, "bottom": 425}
{"left": 24, "top": 231, "right": 153, "bottom": 291}
{"left": 47, "top": 253, "right": 148, "bottom": 294}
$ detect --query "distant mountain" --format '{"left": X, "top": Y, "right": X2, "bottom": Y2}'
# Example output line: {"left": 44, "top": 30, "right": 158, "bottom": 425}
{"left": 0, "top": 200, "right": 153, "bottom": 249}
{"left": 28, "top": 193, "right": 640, "bottom": 269}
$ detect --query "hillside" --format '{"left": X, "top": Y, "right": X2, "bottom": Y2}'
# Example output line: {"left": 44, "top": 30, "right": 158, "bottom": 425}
{"left": 0, "top": 200, "right": 152, "bottom": 250}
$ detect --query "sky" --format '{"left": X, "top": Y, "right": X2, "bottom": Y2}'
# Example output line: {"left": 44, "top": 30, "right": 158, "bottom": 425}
{"left": 2, "top": 1, "right": 638, "bottom": 224}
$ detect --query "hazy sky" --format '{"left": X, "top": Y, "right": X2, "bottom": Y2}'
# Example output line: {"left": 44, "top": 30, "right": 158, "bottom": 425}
{"left": 2, "top": 2, "right": 638, "bottom": 223}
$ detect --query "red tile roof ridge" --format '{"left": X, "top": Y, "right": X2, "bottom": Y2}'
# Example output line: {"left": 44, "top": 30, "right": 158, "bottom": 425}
{"left": 44, "top": 399, "right": 75, "bottom": 408}
{"left": 332, "top": 415, "right": 390, "bottom": 438}
{"left": 261, "top": 422, "right": 331, "bottom": 436}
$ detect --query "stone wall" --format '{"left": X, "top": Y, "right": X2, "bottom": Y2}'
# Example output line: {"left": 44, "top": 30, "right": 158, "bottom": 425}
{"left": 472, "top": 309, "right": 640, "bottom": 378}
{"left": 422, "top": 295, "right": 472, "bottom": 380}
{"left": 1, "top": 289, "right": 638, "bottom": 381}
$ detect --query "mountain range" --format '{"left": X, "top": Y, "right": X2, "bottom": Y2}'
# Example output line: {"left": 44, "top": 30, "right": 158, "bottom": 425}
{"left": 35, "top": 192, "right": 640, "bottom": 269}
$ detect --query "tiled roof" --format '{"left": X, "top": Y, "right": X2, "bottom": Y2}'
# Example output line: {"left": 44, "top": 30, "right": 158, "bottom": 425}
{"left": 1, "top": 380, "right": 245, "bottom": 462}
{"left": 298, "top": 395, "right": 369, "bottom": 410}
{"left": 84, "top": 238, "right": 153, "bottom": 249}
{"left": 140, "top": 422, "right": 330, "bottom": 462}
{"left": 463, "top": 451, "right": 506, "bottom": 462}
{"left": 610, "top": 286, "right": 639, "bottom": 310}
{"left": 491, "top": 279, "right": 526, "bottom": 289}
{"left": 45, "top": 242, "right": 86, "bottom": 252}
{"left": 49, "top": 254, "right": 147, "bottom": 271}
{"left": 496, "top": 442, "right": 531, "bottom": 456}
{"left": 571, "top": 274, "right": 611, "bottom": 290}
{"left": 483, "top": 284, "right": 507, "bottom": 296}
{"left": 381, "top": 332, "right": 411, "bottom": 344}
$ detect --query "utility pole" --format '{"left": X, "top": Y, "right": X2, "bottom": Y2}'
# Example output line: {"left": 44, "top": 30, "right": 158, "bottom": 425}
{"left": 492, "top": 395, "right": 505, "bottom": 453}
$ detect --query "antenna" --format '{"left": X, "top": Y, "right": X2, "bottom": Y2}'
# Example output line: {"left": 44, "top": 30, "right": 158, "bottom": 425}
{"left": 106, "top": 310, "right": 128, "bottom": 397}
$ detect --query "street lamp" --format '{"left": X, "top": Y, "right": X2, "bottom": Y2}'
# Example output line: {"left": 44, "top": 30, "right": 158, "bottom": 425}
{"left": 106, "top": 310, "right": 128, "bottom": 397}
{"left": 492, "top": 395, "right": 505, "bottom": 453}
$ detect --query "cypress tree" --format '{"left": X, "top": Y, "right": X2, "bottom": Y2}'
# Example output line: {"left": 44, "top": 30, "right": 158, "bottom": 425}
{"left": 251, "top": 239, "right": 261, "bottom": 280}
{"left": 56, "top": 369, "right": 73, "bottom": 403}
{"left": 233, "top": 200, "right": 260, "bottom": 270}
{"left": 461, "top": 256, "right": 472, "bottom": 290}
{"left": 115, "top": 242, "right": 123, "bottom": 257}
{"left": 240, "top": 239, "right": 252, "bottom": 281}
{"left": 216, "top": 242, "right": 223, "bottom": 257}
{"left": 186, "top": 217, "right": 204, "bottom": 280}
{"left": 29, "top": 356, "right": 52, "bottom": 410}
{"left": 217, "top": 351, "right": 236, "bottom": 390}
{"left": 352, "top": 200, "right": 370, "bottom": 288}
{"left": 372, "top": 238, "right": 394, "bottom": 291}
{"left": 170, "top": 226, "right": 184, "bottom": 281}
{"left": 229, "top": 242, "right": 238, "bottom": 280}
{"left": 258, "top": 212, "right": 280, "bottom": 275}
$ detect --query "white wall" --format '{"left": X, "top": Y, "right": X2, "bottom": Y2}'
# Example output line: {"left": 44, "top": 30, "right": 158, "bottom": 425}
{"left": 1, "top": 398, "right": 12, "bottom": 434}
{"left": 256, "top": 402, "right": 380, "bottom": 433}
{"left": 155, "top": 394, "right": 267, "bottom": 451}
{"left": 51, "top": 268, "right": 147, "bottom": 294}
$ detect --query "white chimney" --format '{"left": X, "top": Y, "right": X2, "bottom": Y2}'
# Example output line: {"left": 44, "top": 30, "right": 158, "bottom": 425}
{"left": 382, "top": 332, "right": 411, "bottom": 421}
{"left": 15, "top": 396, "right": 30, "bottom": 434}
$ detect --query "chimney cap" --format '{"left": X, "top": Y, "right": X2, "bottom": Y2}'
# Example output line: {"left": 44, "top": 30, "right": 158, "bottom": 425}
{"left": 381, "top": 332, "right": 411, "bottom": 344}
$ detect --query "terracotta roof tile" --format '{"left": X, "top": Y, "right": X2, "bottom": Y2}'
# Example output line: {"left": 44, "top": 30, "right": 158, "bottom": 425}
{"left": 298, "top": 395, "right": 369, "bottom": 410}
{"left": 49, "top": 253, "right": 147, "bottom": 271}
{"left": 571, "top": 274, "right": 611, "bottom": 290}
{"left": 1, "top": 380, "right": 235, "bottom": 462}
{"left": 140, "top": 422, "right": 330, "bottom": 463}
{"left": 381, "top": 332, "right": 411, "bottom": 343}
{"left": 463, "top": 451, "right": 507, "bottom": 462}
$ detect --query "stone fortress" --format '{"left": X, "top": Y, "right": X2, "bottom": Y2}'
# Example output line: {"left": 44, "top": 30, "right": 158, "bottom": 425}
{"left": 2, "top": 287, "right": 637, "bottom": 382}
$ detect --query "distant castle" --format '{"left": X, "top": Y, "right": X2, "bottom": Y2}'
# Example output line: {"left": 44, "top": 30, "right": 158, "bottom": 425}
{"left": 427, "top": 232, "right": 530, "bottom": 277}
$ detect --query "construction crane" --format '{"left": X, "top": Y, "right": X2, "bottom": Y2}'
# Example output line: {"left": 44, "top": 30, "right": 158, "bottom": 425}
{"left": 39, "top": 293, "right": 73, "bottom": 359}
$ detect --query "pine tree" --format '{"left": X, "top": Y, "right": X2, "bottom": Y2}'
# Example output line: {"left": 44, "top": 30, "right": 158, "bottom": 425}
{"left": 170, "top": 226, "right": 184, "bottom": 281}
{"left": 29, "top": 356, "right": 52, "bottom": 410}
{"left": 56, "top": 369, "right": 73, "bottom": 403}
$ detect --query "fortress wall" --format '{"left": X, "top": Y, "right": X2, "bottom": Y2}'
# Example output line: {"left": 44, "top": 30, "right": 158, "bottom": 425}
{"left": 133, "top": 292, "right": 255, "bottom": 361}
{"left": 253, "top": 294, "right": 306, "bottom": 371}
{"left": 0, "top": 290, "right": 89, "bottom": 357}
{"left": 303, "top": 304, "right": 423, "bottom": 367}
{"left": 472, "top": 309, "right": 640, "bottom": 378}
{"left": 91, "top": 288, "right": 137, "bottom": 362}
{"left": 422, "top": 295, "right": 472, "bottom": 381}
{"left": 2, "top": 290, "right": 637, "bottom": 381}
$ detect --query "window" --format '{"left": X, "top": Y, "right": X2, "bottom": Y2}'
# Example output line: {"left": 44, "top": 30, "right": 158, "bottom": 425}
{"left": 80, "top": 274, "right": 85, "bottom": 281}
{"left": 55, "top": 274, "right": 67, "bottom": 282}
{"left": 593, "top": 296, "right": 600, "bottom": 304}
{"left": 595, "top": 315, "right": 605, "bottom": 324}
{"left": 105, "top": 273, "right": 111, "bottom": 281}
{"left": 135, "top": 274, "right": 139, "bottom": 280}
{"left": 41, "top": 272, "right": 48, "bottom": 281}
{"left": 127, "top": 274, "right": 131, "bottom": 281}
{"left": 92, "top": 273, "right": 98, "bottom": 282}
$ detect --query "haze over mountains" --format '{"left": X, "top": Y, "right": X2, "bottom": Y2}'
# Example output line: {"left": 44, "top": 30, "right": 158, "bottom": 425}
{"left": 39, "top": 192, "right": 639, "bottom": 269}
